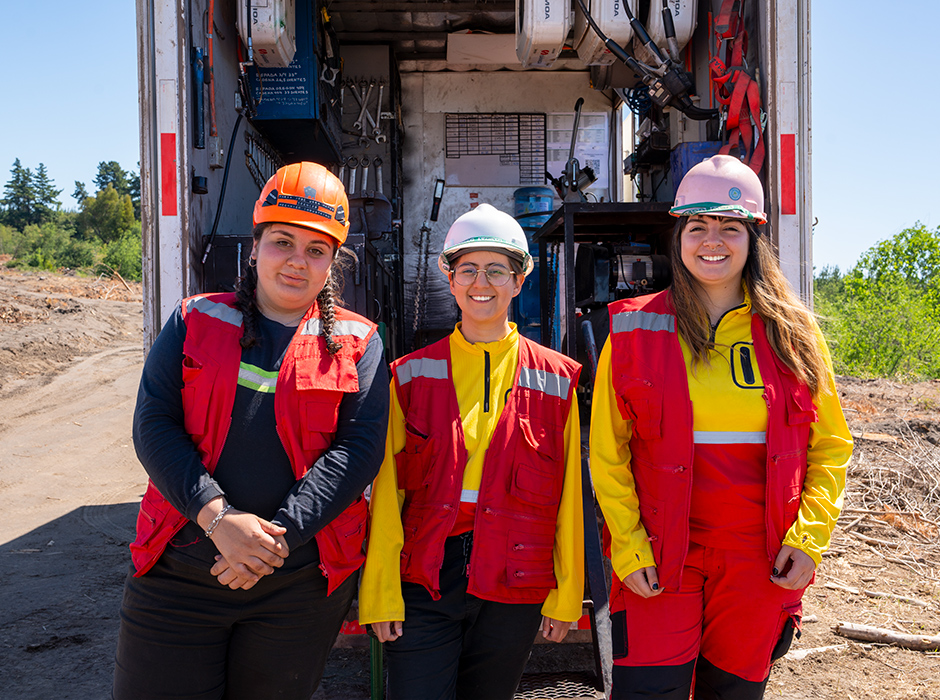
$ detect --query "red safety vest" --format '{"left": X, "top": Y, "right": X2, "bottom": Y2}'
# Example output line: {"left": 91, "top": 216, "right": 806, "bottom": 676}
{"left": 130, "top": 293, "right": 377, "bottom": 595}
{"left": 607, "top": 291, "right": 817, "bottom": 594}
{"left": 391, "top": 334, "right": 581, "bottom": 604}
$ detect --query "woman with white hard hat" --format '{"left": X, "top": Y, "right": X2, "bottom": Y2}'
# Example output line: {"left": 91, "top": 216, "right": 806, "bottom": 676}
{"left": 113, "top": 162, "right": 388, "bottom": 699}
{"left": 590, "top": 155, "right": 853, "bottom": 699}
{"left": 360, "top": 203, "right": 585, "bottom": 699}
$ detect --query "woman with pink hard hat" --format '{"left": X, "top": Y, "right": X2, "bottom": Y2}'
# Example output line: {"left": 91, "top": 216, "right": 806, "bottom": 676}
{"left": 590, "top": 155, "right": 853, "bottom": 698}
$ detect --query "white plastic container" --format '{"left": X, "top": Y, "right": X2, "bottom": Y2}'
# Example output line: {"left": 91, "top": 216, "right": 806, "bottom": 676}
{"left": 645, "top": 0, "right": 698, "bottom": 57}
{"left": 515, "top": 0, "right": 571, "bottom": 68}
{"left": 237, "top": 0, "right": 297, "bottom": 68}
{"left": 573, "top": 0, "right": 637, "bottom": 66}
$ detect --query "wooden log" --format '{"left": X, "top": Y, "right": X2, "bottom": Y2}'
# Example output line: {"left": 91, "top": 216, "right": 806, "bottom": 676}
{"left": 832, "top": 622, "right": 940, "bottom": 651}
{"left": 823, "top": 582, "right": 931, "bottom": 607}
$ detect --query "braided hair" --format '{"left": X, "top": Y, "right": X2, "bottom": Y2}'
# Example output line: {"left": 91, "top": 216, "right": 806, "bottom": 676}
{"left": 233, "top": 224, "right": 351, "bottom": 354}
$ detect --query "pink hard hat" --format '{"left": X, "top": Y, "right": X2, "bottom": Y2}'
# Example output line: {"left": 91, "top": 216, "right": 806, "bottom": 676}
{"left": 670, "top": 154, "right": 767, "bottom": 224}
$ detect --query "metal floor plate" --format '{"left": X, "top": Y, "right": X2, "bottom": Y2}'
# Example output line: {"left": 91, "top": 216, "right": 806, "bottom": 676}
{"left": 513, "top": 672, "right": 605, "bottom": 699}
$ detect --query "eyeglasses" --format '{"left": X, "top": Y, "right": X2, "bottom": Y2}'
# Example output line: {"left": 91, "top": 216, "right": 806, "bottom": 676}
{"left": 452, "top": 264, "right": 516, "bottom": 287}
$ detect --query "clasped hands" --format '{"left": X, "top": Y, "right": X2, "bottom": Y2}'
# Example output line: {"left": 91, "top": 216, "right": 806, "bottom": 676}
{"left": 198, "top": 498, "right": 290, "bottom": 590}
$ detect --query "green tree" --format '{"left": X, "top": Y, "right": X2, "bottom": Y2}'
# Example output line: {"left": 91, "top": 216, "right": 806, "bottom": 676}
{"left": 852, "top": 223, "right": 940, "bottom": 310}
{"left": 1, "top": 158, "right": 37, "bottom": 230}
{"left": 78, "top": 185, "right": 135, "bottom": 243}
{"left": 32, "top": 163, "right": 62, "bottom": 223}
{"left": 73, "top": 181, "right": 88, "bottom": 205}
{"left": 94, "top": 160, "right": 130, "bottom": 195}
{"left": 127, "top": 165, "right": 141, "bottom": 219}
{"left": 815, "top": 225, "right": 940, "bottom": 379}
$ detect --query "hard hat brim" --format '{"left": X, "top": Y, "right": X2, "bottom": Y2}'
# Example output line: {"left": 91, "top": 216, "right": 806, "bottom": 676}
{"left": 669, "top": 202, "right": 767, "bottom": 225}
{"left": 439, "top": 241, "right": 534, "bottom": 277}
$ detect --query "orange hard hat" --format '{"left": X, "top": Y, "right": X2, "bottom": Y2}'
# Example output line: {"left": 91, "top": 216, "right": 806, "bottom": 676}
{"left": 253, "top": 162, "right": 349, "bottom": 244}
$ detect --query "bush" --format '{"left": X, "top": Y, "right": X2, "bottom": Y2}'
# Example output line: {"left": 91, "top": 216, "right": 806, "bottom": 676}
{"left": 59, "top": 238, "right": 97, "bottom": 269}
{"left": 101, "top": 224, "right": 142, "bottom": 281}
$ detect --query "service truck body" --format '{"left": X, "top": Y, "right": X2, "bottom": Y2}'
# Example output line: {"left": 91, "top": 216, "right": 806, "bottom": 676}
{"left": 135, "top": 2, "right": 813, "bottom": 692}
{"left": 137, "top": 0, "right": 812, "bottom": 349}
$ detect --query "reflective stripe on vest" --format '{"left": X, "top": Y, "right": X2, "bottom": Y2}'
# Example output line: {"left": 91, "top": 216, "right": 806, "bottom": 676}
{"left": 395, "top": 357, "right": 449, "bottom": 385}
{"left": 460, "top": 488, "right": 479, "bottom": 503}
{"left": 301, "top": 317, "right": 373, "bottom": 339}
{"left": 518, "top": 366, "right": 570, "bottom": 399}
{"left": 186, "top": 295, "right": 244, "bottom": 327}
{"left": 238, "top": 364, "right": 278, "bottom": 393}
{"left": 693, "top": 430, "right": 767, "bottom": 444}
{"left": 611, "top": 309, "right": 675, "bottom": 334}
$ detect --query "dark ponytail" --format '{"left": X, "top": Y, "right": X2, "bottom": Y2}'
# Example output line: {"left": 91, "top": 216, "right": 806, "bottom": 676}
{"left": 234, "top": 256, "right": 263, "bottom": 349}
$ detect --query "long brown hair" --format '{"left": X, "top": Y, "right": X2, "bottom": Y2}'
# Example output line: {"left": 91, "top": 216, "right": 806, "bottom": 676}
{"left": 234, "top": 224, "right": 351, "bottom": 354}
{"left": 668, "top": 217, "right": 830, "bottom": 397}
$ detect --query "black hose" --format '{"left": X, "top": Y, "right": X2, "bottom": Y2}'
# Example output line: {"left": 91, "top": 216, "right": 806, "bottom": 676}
{"left": 201, "top": 111, "right": 244, "bottom": 265}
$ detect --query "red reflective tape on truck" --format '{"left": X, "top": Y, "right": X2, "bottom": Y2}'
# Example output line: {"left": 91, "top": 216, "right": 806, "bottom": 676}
{"left": 780, "top": 133, "right": 796, "bottom": 215}
{"left": 160, "top": 133, "right": 178, "bottom": 216}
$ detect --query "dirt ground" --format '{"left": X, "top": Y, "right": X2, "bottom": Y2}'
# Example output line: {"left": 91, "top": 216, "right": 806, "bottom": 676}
{"left": 0, "top": 267, "right": 938, "bottom": 699}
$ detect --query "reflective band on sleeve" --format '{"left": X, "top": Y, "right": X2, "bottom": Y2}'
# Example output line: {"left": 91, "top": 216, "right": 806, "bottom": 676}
{"left": 186, "top": 296, "right": 243, "bottom": 328}
{"left": 518, "top": 366, "right": 570, "bottom": 399}
{"left": 460, "top": 489, "right": 479, "bottom": 504}
{"left": 396, "top": 357, "right": 449, "bottom": 385}
{"left": 693, "top": 431, "right": 766, "bottom": 444}
{"left": 300, "top": 318, "right": 373, "bottom": 339}
{"left": 611, "top": 310, "right": 675, "bottom": 334}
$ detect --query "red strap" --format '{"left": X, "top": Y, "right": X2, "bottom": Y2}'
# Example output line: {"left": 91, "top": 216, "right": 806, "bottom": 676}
{"left": 714, "top": 0, "right": 742, "bottom": 40}
{"left": 710, "top": 0, "right": 765, "bottom": 174}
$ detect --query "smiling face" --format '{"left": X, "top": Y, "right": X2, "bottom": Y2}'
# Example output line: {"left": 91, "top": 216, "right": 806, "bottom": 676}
{"left": 679, "top": 215, "right": 750, "bottom": 295}
{"left": 448, "top": 250, "right": 523, "bottom": 343}
{"left": 251, "top": 223, "right": 336, "bottom": 325}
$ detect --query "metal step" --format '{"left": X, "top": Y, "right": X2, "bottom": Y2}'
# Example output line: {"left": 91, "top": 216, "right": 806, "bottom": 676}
{"left": 513, "top": 671, "right": 605, "bottom": 699}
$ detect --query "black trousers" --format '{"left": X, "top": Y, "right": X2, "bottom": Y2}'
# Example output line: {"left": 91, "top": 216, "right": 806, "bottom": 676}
{"left": 384, "top": 533, "right": 544, "bottom": 700}
{"left": 112, "top": 553, "right": 356, "bottom": 700}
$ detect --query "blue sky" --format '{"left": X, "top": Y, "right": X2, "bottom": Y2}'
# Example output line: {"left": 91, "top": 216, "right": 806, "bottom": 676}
{"left": 1, "top": 1, "right": 937, "bottom": 273}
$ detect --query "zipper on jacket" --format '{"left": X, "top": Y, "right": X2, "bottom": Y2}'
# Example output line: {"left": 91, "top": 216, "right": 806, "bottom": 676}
{"left": 484, "top": 350, "right": 491, "bottom": 412}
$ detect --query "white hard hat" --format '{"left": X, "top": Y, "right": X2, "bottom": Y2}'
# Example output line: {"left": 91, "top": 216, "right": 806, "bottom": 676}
{"left": 670, "top": 154, "right": 767, "bottom": 224}
{"left": 438, "top": 203, "right": 534, "bottom": 276}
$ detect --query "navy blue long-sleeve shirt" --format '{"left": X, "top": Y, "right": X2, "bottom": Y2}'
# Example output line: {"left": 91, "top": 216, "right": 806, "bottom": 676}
{"left": 132, "top": 304, "right": 389, "bottom": 571}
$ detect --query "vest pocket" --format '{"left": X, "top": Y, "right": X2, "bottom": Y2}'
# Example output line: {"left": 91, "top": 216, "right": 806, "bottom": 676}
{"left": 616, "top": 376, "right": 663, "bottom": 440}
{"left": 511, "top": 417, "right": 563, "bottom": 507}
{"left": 320, "top": 495, "right": 368, "bottom": 563}
{"left": 395, "top": 424, "right": 435, "bottom": 491}
{"left": 398, "top": 503, "right": 443, "bottom": 574}
{"left": 134, "top": 485, "right": 176, "bottom": 544}
{"left": 301, "top": 394, "right": 341, "bottom": 452}
{"left": 785, "top": 385, "right": 817, "bottom": 426}
{"left": 181, "top": 351, "right": 217, "bottom": 436}
{"left": 506, "top": 526, "right": 557, "bottom": 589}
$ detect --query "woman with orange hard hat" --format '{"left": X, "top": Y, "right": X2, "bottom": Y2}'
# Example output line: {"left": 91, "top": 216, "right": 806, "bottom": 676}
{"left": 360, "top": 203, "right": 585, "bottom": 700}
{"left": 112, "top": 162, "right": 389, "bottom": 700}
{"left": 590, "top": 155, "right": 853, "bottom": 699}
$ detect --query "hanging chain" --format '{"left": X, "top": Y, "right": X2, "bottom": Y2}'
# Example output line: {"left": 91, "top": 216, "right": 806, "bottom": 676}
{"left": 548, "top": 241, "right": 560, "bottom": 350}
{"left": 411, "top": 221, "right": 432, "bottom": 349}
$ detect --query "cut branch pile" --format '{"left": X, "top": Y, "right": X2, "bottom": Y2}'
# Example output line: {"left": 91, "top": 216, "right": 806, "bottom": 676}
{"left": 834, "top": 426, "right": 940, "bottom": 580}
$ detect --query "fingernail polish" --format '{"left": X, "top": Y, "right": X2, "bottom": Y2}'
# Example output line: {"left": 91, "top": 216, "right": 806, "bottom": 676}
{"left": 652, "top": 583, "right": 659, "bottom": 591}
{"left": 772, "top": 568, "right": 779, "bottom": 576}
